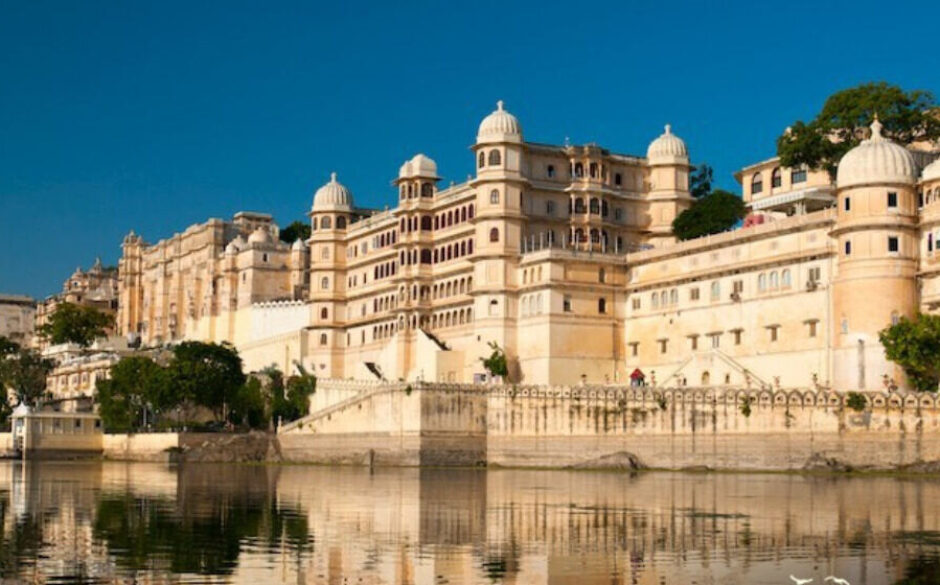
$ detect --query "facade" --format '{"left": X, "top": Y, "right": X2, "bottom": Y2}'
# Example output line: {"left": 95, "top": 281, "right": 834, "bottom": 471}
{"left": 116, "top": 104, "right": 939, "bottom": 391}
{"left": 0, "top": 294, "right": 36, "bottom": 346}
{"left": 36, "top": 257, "right": 120, "bottom": 347}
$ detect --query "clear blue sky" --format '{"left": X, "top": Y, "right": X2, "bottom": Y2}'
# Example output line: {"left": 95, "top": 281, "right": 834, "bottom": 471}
{"left": 2, "top": 1, "right": 938, "bottom": 298}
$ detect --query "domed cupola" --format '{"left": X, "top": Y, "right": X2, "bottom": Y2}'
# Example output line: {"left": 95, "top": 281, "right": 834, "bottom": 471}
{"left": 921, "top": 156, "right": 940, "bottom": 183}
{"left": 398, "top": 153, "right": 440, "bottom": 180}
{"left": 477, "top": 100, "right": 523, "bottom": 144}
{"left": 247, "top": 226, "right": 272, "bottom": 245}
{"left": 836, "top": 117, "right": 917, "bottom": 189}
{"left": 312, "top": 172, "right": 355, "bottom": 212}
{"left": 646, "top": 124, "right": 689, "bottom": 165}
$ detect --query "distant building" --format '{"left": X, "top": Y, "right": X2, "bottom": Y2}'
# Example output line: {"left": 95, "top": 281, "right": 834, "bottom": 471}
{"left": 36, "top": 257, "right": 119, "bottom": 347}
{"left": 115, "top": 103, "right": 940, "bottom": 391}
{"left": 0, "top": 294, "right": 36, "bottom": 346}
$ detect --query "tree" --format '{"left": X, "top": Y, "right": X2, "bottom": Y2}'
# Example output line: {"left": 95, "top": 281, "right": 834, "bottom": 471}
{"left": 689, "top": 163, "right": 713, "bottom": 199}
{"left": 96, "top": 356, "right": 168, "bottom": 431}
{"left": 879, "top": 313, "right": 940, "bottom": 392}
{"left": 777, "top": 82, "right": 940, "bottom": 177}
{"left": 671, "top": 189, "right": 746, "bottom": 241}
{"left": 0, "top": 336, "right": 20, "bottom": 357}
{"left": 279, "top": 220, "right": 311, "bottom": 244}
{"left": 38, "top": 302, "right": 113, "bottom": 347}
{"left": 229, "top": 377, "right": 266, "bottom": 429}
{"left": 0, "top": 348, "right": 54, "bottom": 407}
{"left": 480, "top": 342, "right": 508, "bottom": 379}
{"left": 166, "top": 341, "right": 246, "bottom": 420}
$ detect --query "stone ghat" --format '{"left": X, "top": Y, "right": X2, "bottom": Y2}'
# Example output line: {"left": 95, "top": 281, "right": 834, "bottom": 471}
{"left": 274, "top": 380, "right": 940, "bottom": 471}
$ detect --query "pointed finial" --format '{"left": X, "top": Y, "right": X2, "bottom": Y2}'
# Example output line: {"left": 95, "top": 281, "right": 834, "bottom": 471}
{"left": 496, "top": 100, "right": 504, "bottom": 111}
{"left": 870, "top": 114, "right": 883, "bottom": 141}
{"left": 330, "top": 171, "right": 337, "bottom": 182}
{"left": 664, "top": 124, "right": 672, "bottom": 135}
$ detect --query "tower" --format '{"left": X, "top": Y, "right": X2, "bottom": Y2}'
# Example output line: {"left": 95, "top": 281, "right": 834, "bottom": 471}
{"left": 308, "top": 172, "right": 354, "bottom": 378}
{"left": 831, "top": 117, "right": 919, "bottom": 390}
{"left": 470, "top": 101, "right": 526, "bottom": 377}
{"left": 645, "top": 124, "right": 693, "bottom": 246}
{"left": 117, "top": 230, "right": 144, "bottom": 338}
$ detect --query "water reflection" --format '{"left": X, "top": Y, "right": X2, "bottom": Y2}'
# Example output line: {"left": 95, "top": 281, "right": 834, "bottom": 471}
{"left": 0, "top": 463, "right": 937, "bottom": 584}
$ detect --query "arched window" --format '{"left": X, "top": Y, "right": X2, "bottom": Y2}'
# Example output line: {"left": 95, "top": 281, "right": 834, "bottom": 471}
{"left": 447, "top": 210, "right": 453, "bottom": 226}
{"left": 468, "top": 204, "right": 475, "bottom": 218}
{"left": 670, "top": 289, "right": 678, "bottom": 305}
{"left": 320, "top": 307, "right": 328, "bottom": 319}
{"left": 461, "top": 207, "right": 467, "bottom": 222}
{"left": 478, "top": 151, "right": 485, "bottom": 168}
{"left": 460, "top": 241, "right": 467, "bottom": 256}
{"left": 421, "top": 216, "right": 431, "bottom": 231}
{"left": 589, "top": 198, "right": 600, "bottom": 214}
{"left": 771, "top": 167, "right": 782, "bottom": 189}
{"left": 421, "top": 183, "right": 433, "bottom": 198}
{"left": 319, "top": 333, "right": 327, "bottom": 346}
{"left": 711, "top": 281, "right": 721, "bottom": 300}
{"left": 321, "top": 277, "right": 329, "bottom": 290}
{"left": 589, "top": 162, "right": 598, "bottom": 178}
{"left": 751, "top": 173, "right": 763, "bottom": 195}
{"left": 574, "top": 162, "right": 583, "bottom": 178}
{"left": 598, "top": 298, "right": 607, "bottom": 314}
{"left": 420, "top": 249, "right": 431, "bottom": 264}
{"left": 574, "top": 228, "right": 585, "bottom": 243}
{"left": 434, "top": 216, "right": 439, "bottom": 230}
{"left": 311, "top": 218, "right": 318, "bottom": 231}
{"left": 490, "top": 189, "right": 500, "bottom": 204}
{"left": 488, "top": 149, "right": 501, "bottom": 166}
{"left": 601, "top": 200, "right": 609, "bottom": 217}
{"left": 321, "top": 216, "right": 332, "bottom": 229}
{"left": 400, "top": 186, "right": 407, "bottom": 200}
{"left": 781, "top": 269, "right": 791, "bottom": 288}
{"left": 574, "top": 198, "right": 585, "bottom": 213}
{"left": 599, "top": 268, "right": 606, "bottom": 283}
{"left": 547, "top": 164, "right": 555, "bottom": 178}
{"left": 758, "top": 273, "right": 767, "bottom": 292}
{"left": 590, "top": 229, "right": 600, "bottom": 243}
{"left": 769, "top": 271, "right": 779, "bottom": 289}
{"left": 652, "top": 293, "right": 659, "bottom": 309}
{"left": 336, "top": 216, "right": 347, "bottom": 229}
{"left": 489, "top": 227, "right": 500, "bottom": 242}
{"left": 468, "top": 239, "right": 474, "bottom": 254}
{"left": 614, "top": 173, "right": 622, "bottom": 186}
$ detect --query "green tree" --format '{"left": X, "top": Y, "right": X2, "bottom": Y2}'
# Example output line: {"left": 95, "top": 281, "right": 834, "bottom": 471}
{"left": 689, "top": 163, "right": 713, "bottom": 199}
{"left": 0, "top": 336, "right": 19, "bottom": 357}
{"left": 96, "top": 356, "right": 168, "bottom": 432}
{"left": 671, "top": 189, "right": 746, "bottom": 241}
{"left": 0, "top": 348, "right": 54, "bottom": 407}
{"left": 279, "top": 220, "right": 311, "bottom": 244}
{"left": 777, "top": 82, "right": 940, "bottom": 177}
{"left": 879, "top": 313, "right": 940, "bottom": 392}
{"left": 480, "top": 341, "right": 508, "bottom": 378}
{"left": 229, "top": 377, "right": 266, "bottom": 429}
{"left": 38, "top": 302, "right": 113, "bottom": 347}
{"left": 166, "top": 341, "right": 246, "bottom": 421}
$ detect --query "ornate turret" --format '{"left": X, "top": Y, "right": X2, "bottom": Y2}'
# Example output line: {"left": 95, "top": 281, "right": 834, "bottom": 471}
{"left": 646, "top": 124, "right": 693, "bottom": 245}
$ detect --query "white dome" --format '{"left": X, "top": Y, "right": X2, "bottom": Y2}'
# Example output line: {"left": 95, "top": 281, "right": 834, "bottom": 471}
{"left": 224, "top": 241, "right": 240, "bottom": 255}
{"left": 646, "top": 124, "right": 688, "bottom": 165}
{"left": 837, "top": 117, "right": 917, "bottom": 189}
{"left": 312, "top": 172, "right": 354, "bottom": 212}
{"left": 247, "top": 226, "right": 271, "bottom": 244}
{"left": 291, "top": 238, "right": 306, "bottom": 251}
{"left": 477, "top": 100, "right": 522, "bottom": 143}
{"left": 398, "top": 153, "right": 439, "bottom": 179}
{"left": 922, "top": 157, "right": 940, "bottom": 183}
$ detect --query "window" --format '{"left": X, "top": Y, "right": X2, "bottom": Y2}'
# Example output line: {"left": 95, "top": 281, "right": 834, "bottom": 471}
{"left": 690, "top": 287, "right": 700, "bottom": 301}
{"left": 767, "top": 325, "right": 779, "bottom": 342}
{"left": 710, "top": 281, "right": 720, "bottom": 301}
{"left": 732, "top": 330, "right": 742, "bottom": 345}
{"left": 563, "top": 295, "right": 572, "bottom": 312}
{"left": 546, "top": 200, "right": 555, "bottom": 215}
{"left": 421, "top": 183, "right": 433, "bottom": 198}
{"left": 888, "top": 236, "right": 899, "bottom": 253}
{"left": 632, "top": 298, "right": 641, "bottom": 310}
{"left": 689, "top": 335, "right": 698, "bottom": 350}
{"left": 791, "top": 168, "right": 807, "bottom": 184}
{"left": 574, "top": 162, "right": 583, "bottom": 177}
{"left": 488, "top": 149, "right": 501, "bottom": 166}
{"left": 490, "top": 189, "right": 500, "bottom": 204}
{"left": 751, "top": 173, "right": 763, "bottom": 195}
{"left": 808, "top": 266, "right": 821, "bottom": 282}
{"left": 781, "top": 269, "right": 792, "bottom": 288}
{"left": 844, "top": 240, "right": 852, "bottom": 255}
{"left": 598, "top": 298, "right": 607, "bottom": 313}
{"left": 478, "top": 151, "right": 485, "bottom": 168}
{"left": 589, "top": 198, "right": 600, "bottom": 214}
{"left": 806, "top": 320, "right": 818, "bottom": 337}
{"left": 659, "top": 339, "right": 668, "bottom": 354}
{"left": 771, "top": 167, "right": 782, "bottom": 188}
{"left": 733, "top": 280, "right": 744, "bottom": 294}
{"left": 758, "top": 273, "right": 767, "bottom": 292}
{"left": 547, "top": 164, "right": 555, "bottom": 178}
{"left": 769, "top": 271, "right": 778, "bottom": 289}
{"left": 489, "top": 228, "right": 499, "bottom": 242}
{"left": 589, "top": 162, "right": 598, "bottom": 178}
{"left": 321, "top": 277, "right": 329, "bottom": 290}
{"left": 630, "top": 342, "right": 639, "bottom": 357}
{"left": 319, "top": 333, "right": 327, "bottom": 346}
{"left": 710, "top": 334, "right": 721, "bottom": 349}
{"left": 262, "top": 253, "right": 268, "bottom": 262}
{"left": 888, "top": 192, "right": 898, "bottom": 208}
{"left": 321, "top": 216, "right": 332, "bottom": 229}
{"left": 599, "top": 268, "right": 606, "bottom": 283}
{"left": 320, "top": 307, "right": 328, "bottom": 319}
{"left": 574, "top": 198, "right": 586, "bottom": 213}
{"left": 614, "top": 173, "right": 622, "bottom": 186}
{"left": 841, "top": 318, "right": 848, "bottom": 334}
{"left": 844, "top": 197, "right": 851, "bottom": 212}
{"left": 670, "top": 289, "right": 678, "bottom": 305}
{"left": 336, "top": 216, "right": 347, "bottom": 229}
{"left": 652, "top": 293, "right": 659, "bottom": 309}
{"left": 929, "top": 233, "right": 934, "bottom": 253}
{"left": 614, "top": 208, "right": 623, "bottom": 221}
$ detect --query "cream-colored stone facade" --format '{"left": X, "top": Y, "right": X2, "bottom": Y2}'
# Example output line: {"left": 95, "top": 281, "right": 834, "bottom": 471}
{"left": 0, "top": 294, "right": 36, "bottom": 346}
{"left": 36, "top": 258, "right": 120, "bottom": 349}
{"left": 117, "top": 105, "right": 939, "bottom": 390}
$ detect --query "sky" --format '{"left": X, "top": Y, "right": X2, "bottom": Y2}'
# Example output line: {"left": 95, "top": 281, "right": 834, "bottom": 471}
{"left": 2, "top": 0, "right": 939, "bottom": 298}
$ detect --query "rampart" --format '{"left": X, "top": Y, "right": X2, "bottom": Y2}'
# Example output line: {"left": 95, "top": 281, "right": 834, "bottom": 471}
{"left": 278, "top": 379, "right": 940, "bottom": 471}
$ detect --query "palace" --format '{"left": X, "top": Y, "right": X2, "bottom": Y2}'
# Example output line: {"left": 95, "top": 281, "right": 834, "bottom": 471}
{"left": 116, "top": 102, "right": 940, "bottom": 391}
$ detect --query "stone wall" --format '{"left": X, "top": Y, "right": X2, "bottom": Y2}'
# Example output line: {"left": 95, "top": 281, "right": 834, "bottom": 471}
{"left": 280, "top": 380, "right": 940, "bottom": 471}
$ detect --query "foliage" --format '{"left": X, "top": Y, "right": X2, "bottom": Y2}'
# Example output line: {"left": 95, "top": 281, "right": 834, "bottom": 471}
{"left": 879, "top": 313, "right": 940, "bottom": 392}
{"left": 228, "top": 377, "right": 266, "bottom": 429}
{"left": 166, "top": 341, "right": 246, "bottom": 420}
{"left": 38, "top": 302, "right": 113, "bottom": 347}
{"left": 0, "top": 336, "right": 19, "bottom": 357}
{"left": 278, "top": 220, "right": 311, "bottom": 244}
{"left": 776, "top": 82, "right": 940, "bottom": 177}
{"left": 846, "top": 392, "right": 868, "bottom": 412}
{"left": 739, "top": 396, "right": 753, "bottom": 418}
{"left": 0, "top": 348, "right": 53, "bottom": 407}
{"left": 269, "top": 365, "right": 316, "bottom": 425}
{"left": 96, "top": 356, "right": 167, "bottom": 432}
{"left": 672, "top": 189, "right": 746, "bottom": 241}
{"left": 689, "top": 163, "right": 713, "bottom": 199}
{"left": 480, "top": 341, "right": 508, "bottom": 378}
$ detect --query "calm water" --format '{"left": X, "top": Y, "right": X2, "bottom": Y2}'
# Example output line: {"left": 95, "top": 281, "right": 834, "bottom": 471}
{"left": 0, "top": 463, "right": 938, "bottom": 584}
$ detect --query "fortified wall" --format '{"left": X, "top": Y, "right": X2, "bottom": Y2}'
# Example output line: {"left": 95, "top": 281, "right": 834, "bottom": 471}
{"left": 278, "top": 379, "right": 940, "bottom": 471}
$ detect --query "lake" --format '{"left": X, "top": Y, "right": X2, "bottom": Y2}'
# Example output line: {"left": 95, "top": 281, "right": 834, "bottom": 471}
{"left": 0, "top": 461, "right": 937, "bottom": 584}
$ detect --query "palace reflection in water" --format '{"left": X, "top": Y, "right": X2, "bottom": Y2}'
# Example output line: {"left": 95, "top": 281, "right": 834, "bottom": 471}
{"left": 0, "top": 462, "right": 938, "bottom": 584}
